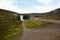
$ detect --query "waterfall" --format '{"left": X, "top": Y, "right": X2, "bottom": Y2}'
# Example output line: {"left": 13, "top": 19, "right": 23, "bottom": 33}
{"left": 20, "top": 15, "right": 25, "bottom": 21}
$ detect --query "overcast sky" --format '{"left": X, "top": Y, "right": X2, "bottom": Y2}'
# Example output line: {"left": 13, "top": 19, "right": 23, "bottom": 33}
{"left": 0, "top": 0, "right": 60, "bottom": 13}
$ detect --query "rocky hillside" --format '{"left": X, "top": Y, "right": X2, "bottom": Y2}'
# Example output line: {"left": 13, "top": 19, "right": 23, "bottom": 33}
{"left": 0, "top": 9, "right": 20, "bottom": 20}
{"left": 32, "top": 8, "right": 60, "bottom": 20}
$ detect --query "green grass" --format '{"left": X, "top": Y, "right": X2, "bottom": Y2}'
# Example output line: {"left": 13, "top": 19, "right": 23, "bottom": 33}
{"left": 24, "top": 19, "right": 53, "bottom": 29}
{"left": 0, "top": 20, "right": 22, "bottom": 40}
{"left": 0, "top": 9, "right": 23, "bottom": 40}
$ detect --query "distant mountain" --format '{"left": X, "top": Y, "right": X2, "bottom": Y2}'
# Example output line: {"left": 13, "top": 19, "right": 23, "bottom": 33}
{"left": 32, "top": 8, "right": 60, "bottom": 20}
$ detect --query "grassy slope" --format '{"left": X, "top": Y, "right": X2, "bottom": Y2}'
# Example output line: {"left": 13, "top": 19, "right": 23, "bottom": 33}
{"left": 24, "top": 19, "right": 53, "bottom": 29}
{"left": 0, "top": 9, "right": 22, "bottom": 40}
{"left": 32, "top": 8, "right": 60, "bottom": 21}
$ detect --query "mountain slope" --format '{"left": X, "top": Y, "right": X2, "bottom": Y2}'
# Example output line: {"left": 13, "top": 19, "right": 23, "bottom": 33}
{"left": 32, "top": 8, "right": 60, "bottom": 20}
{"left": 0, "top": 9, "right": 22, "bottom": 40}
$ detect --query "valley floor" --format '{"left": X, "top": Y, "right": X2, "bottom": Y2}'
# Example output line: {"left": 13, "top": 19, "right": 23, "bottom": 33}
{"left": 15, "top": 21, "right": 60, "bottom": 40}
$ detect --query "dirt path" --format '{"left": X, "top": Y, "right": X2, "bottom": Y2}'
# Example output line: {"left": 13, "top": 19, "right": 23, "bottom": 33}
{"left": 24, "top": 23, "right": 60, "bottom": 40}
{"left": 34, "top": 18, "right": 60, "bottom": 23}
{"left": 15, "top": 21, "right": 60, "bottom": 40}
{"left": 15, "top": 22, "right": 28, "bottom": 40}
{"left": 25, "top": 29, "right": 60, "bottom": 40}
{"left": 40, "top": 19, "right": 60, "bottom": 23}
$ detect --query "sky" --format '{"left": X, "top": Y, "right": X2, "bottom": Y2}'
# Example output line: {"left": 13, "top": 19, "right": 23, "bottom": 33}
{"left": 0, "top": 0, "right": 60, "bottom": 13}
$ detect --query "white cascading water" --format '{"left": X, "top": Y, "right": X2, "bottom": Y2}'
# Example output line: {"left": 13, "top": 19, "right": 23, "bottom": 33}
{"left": 20, "top": 15, "right": 25, "bottom": 21}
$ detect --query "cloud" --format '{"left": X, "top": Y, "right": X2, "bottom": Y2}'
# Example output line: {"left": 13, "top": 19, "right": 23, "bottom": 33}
{"left": 0, "top": 0, "right": 60, "bottom": 13}
{"left": 33, "top": 5, "right": 56, "bottom": 13}
{"left": 31, "top": 0, "right": 60, "bottom": 13}
{"left": 57, "top": 2, "right": 60, "bottom": 7}
{"left": 0, "top": 0, "right": 14, "bottom": 10}
{"left": 37, "top": 0, "right": 53, "bottom": 4}
{"left": 0, "top": 0, "right": 33, "bottom": 13}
